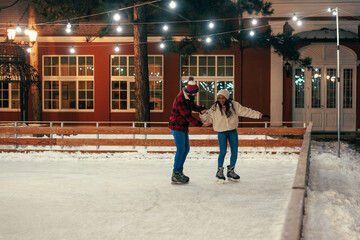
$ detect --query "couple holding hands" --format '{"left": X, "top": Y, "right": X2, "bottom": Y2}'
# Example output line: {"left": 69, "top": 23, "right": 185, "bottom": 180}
{"left": 169, "top": 76, "right": 270, "bottom": 184}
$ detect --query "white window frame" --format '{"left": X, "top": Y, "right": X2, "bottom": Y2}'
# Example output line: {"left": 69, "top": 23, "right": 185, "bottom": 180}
{"left": 42, "top": 55, "right": 95, "bottom": 112}
{"left": 110, "top": 55, "right": 164, "bottom": 112}
{"left": 0, "top": 81, "right": 20, "bottom": 112}
{"left": 180, "top": 55, "right": 235, "bottom": 107}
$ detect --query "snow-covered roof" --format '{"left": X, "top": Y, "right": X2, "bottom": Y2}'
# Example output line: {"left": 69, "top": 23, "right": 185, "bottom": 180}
{"left": 296, "top": 28, "right": 358, "bottom": 40}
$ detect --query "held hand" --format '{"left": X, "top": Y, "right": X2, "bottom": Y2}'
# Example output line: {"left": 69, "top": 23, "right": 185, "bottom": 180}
{"left": 202, "top": 122, "right": 212, "bottom": 127}
{"left": 198, "top": 105, "right": 207, "bottom": 114}
{"left": 262, "top": 114, "right": 270, "bottom": 119}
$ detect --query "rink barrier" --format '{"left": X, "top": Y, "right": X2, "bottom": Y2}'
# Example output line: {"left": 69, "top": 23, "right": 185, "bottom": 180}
{"left": 0, "top": 122, "right": 307, "bottom": 149}
{"left": 281, "top": 122, "right": 312, "bottom": 240}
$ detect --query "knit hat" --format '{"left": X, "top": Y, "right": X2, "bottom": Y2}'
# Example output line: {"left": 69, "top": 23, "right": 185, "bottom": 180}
{"left": 217, "top": 89, "right": 230, "bottom": 100}
{"left": 185, "top": 76, "right": 199, "bottom": 94}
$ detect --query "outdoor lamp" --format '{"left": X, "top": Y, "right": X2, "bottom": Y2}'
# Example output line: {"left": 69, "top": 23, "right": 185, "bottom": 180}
{"left": 7, "top": 25, "right": 16, "bottom": 41}
{"left": 28, "top": 27, "right": 38, "bottom": 45}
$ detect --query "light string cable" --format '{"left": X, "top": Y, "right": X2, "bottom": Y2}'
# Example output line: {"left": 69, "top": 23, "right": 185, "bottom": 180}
{"left": 0, "top": 7, "right": 332, "bottom": 48}
{"left": 337, "top": 7, "right": 360, "bottom": 21}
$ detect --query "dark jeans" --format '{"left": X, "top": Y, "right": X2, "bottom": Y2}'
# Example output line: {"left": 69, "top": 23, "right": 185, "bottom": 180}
{"left": 217, "top": 129, "right": 238, "bottom": 168}
{"left": 170, "top": 129, "right": 190, "bottom": 172}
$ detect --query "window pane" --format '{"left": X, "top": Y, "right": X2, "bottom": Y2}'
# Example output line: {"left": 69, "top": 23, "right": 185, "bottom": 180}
{"left": 311, "top": 68, "right": 321, "bottom": 108}
{"left": 343, "top": 69, "right": 353, "bottom": 108}
{"left": 218, "top": 57, "right": 225, "bottom": 66}
{"left": 326, "top": 68, "right": 336, "bottom": 108}
{"left": 61, "top": 81, "right": 76, "bottom": 109}
{"left": 199, "top": 81, "right": 215, "bottom": 109}
{"left": 294, "top": 68, "right": 305, "bottom": 108}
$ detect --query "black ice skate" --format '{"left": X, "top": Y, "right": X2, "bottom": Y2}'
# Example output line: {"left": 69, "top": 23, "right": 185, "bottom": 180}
{"left": 171, "top": 170, "right": 189, "bottom": 184}
{"left": 227, "top": 165, "right": 240, "bottom": 181}
{"left": 179, "top": 168, "right": 189, "bottom": 182}
{"left": 216, "top": 167, "right": 226, "bottom": 183}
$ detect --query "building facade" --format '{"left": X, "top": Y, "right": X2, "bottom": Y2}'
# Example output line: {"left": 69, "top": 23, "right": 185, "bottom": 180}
{"left": 1, "top": 0, "right": 359, "bottom": 132}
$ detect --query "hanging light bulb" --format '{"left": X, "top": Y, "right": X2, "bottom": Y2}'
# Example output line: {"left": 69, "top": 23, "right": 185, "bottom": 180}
{"left": 160, "top": 42, "right": 165, "bottom": 49}
{"left": 114, "top": 45, "right": 120, "bottom": 52}
{"left": 208, "top": 21, "right": 214, "bottom": 29}
{"left": 26, "top": 47, "right": 32, "bottom": 53}
{"left": 116, "top": 26, "right": 122, "bottom": 32}
{"left": 249, "top": 30, "right": 255, "bottom": 36}
{"left": 162, "top": 24, "right": 169, "bottom": 31}
{"left": 113, "top": 13, "right": 121, "bottom": 21}
{"left": 169, "top": 1, "right": 176, "bottom": 9}
{"left": 251, "top": 18, "right": 257, "bottom": 25}
{"left": 297, "top": 20, "right": 302, "bottom": 26}
{"left": 70, "top": 46, "right": 75, "bottom": 53}
{"left": 205, "top": 37, "right": 212, "bottom": 43}
{"left": 16, "top": 24, "right": 22, "bottom": 33}
{"left": 292, "top": 13, "right": 298, "bottom": 21}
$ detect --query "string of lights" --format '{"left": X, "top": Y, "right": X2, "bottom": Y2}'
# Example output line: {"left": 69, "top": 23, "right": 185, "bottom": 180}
{"left": 1, "top": 0, "right": 355, "bottom": 54}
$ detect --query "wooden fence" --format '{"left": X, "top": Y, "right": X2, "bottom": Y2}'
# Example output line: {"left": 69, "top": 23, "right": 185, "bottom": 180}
{"left": 0, "top": 121, "right": 307, "bottom": 153}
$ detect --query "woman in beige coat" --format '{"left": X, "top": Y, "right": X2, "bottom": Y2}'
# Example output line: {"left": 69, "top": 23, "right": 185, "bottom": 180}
{"left": 200, "top": 89, "right": 270, "bottom": 183}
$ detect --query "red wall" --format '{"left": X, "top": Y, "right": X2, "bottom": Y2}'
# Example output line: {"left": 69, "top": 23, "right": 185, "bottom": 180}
{"left": 0, "top": 41, "right": 272, "bottom": 125}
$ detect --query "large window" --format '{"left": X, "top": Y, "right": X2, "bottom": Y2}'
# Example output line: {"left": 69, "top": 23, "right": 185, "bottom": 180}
{"left": 181, "top": 55, "right": 234, "bottom": 109}
{"left": 43, "top": 55, "right": 94, "bottom": 111}
{"left": 111, "top": 55, "right": 163, "bottom": 111}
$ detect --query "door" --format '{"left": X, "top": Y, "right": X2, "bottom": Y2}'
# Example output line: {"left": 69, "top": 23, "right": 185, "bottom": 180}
{"left": 293, "top": 65, "right": 356, "bottom": 131}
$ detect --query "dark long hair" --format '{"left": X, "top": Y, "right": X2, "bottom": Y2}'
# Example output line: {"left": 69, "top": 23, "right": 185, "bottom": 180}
{"left": 212, "top": 98, "right": 235, "bottom": 118}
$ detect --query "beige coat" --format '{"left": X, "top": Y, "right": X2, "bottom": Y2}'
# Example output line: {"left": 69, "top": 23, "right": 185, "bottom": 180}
{"left": 200, "top": 101, "right": 261, "bottom": 132}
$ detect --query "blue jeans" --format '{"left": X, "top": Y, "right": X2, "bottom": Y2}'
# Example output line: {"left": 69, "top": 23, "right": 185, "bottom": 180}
{"left": 170, "top": 129, "right": 190, "bottom": 172}
{"left": 217, "top": 129, "right": 238, "bottom": 168}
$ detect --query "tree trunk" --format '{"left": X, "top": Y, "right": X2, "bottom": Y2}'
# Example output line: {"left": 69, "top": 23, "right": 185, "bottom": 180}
{"left": 29, "top": 6, "right": 42, "bottom": 122}
{"left": 133, "top": 6, "right": 150, "bottom": 126}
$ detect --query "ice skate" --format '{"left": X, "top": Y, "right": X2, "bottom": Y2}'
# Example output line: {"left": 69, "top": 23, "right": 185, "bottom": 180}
{"left": 227, "top": 165, "right": 240, "bottom": 181}
{"left": 216, "top": 167, "right": 226, "bottom": 183}
{"left": 179, "top": 168, "right": 190, "bottom": 182}
{"left": 171, "top": 170, "right": 189, "bottom": 184}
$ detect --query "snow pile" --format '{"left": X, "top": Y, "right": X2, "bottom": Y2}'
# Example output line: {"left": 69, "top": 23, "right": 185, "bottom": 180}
{"left": 303, "top": 141, "right": 360, "bottom": 240}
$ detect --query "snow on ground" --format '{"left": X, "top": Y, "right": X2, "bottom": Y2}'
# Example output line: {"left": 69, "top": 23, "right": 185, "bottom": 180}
{"left": 0, "top": 150, "right": 297, "bottom": 240}
{"left": 303, "top": 141, "right": 360, "bottom": 240}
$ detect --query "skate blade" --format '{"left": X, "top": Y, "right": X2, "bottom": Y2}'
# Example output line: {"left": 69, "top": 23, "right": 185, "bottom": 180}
{"left": 216, "top": 178, "right": 225, "bottom": 184}
{"left": 171, "top": 181, "right": 189, "bottom": 185}
{"left": 228, "top": 178, "right": 240, "bottom": 182}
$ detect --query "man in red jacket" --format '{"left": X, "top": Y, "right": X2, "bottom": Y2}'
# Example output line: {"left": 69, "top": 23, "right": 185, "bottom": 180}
{"left": 169, "top": 76, "right": 210, "bottom": 184}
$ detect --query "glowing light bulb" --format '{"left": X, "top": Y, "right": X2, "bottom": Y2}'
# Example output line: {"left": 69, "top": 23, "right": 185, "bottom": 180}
{"left": 292, "top": 14, "right": 298, "bottom": 21}
{"left": 169, "top": 1, "right": 176, "bottom": 9}
{"left": 208, "top": 21, "right": 214, "bottom": 29}
{"left": 113, "top": 13, "right": 121, "bottom": 21}
{"left": 249, "top": 30, "right": 255, "bottom": 36}
{"left": 251, "top": 18, "right": 257, "bottom": 25}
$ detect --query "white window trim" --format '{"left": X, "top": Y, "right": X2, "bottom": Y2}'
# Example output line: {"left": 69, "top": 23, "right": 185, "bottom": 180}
{"left": 181, "top": 55, "right": 235, "bottom": 77}
{"left": 110, "top": 55, "right": 164, "bottom": 113}
{"left": 0, "top": 82, "right": 21, "bottom": 112}
{"left": 42, "top": 55, "right": 95, "bottom": 112}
